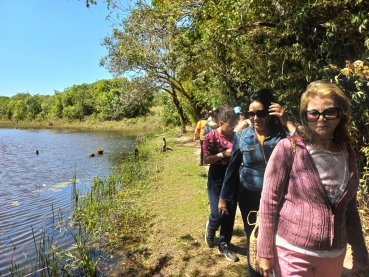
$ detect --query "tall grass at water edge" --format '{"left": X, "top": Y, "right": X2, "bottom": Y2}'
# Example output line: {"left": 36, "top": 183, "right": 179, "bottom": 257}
{"left": 1, "top": 133, "right": 156, "bottom": 276}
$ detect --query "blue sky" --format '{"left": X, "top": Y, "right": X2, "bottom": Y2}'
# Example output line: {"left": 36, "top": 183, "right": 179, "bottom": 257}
{"left": 0, "top": 0, "right": 128, "bottom": 97}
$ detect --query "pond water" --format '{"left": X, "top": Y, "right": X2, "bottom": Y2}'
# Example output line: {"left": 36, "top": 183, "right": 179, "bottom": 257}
{"left": 0, "top": 128, "right": 141, "bottom": 275}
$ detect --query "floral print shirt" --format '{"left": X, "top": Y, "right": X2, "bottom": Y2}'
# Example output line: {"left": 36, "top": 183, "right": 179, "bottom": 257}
{"left": 203, "top": 129, "right": 234, "bottom": 165}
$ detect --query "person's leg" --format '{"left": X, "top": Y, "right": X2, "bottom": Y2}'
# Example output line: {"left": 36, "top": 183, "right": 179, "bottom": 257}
{"left": 199, "top": 140, "right": 204, "bottom": 165}
{"left": 219, "top": 197, "right": 237, "bottom": 246}
{"left": 218, "top": 192, "right": 239, "bottom": 261}
{"left": 207, "top": 179, "right": 223, "bottom": 231}
{"left": 313, "top": 249, "right": 346, "bottom": 277}
{"left": 205, "top": 179, "right": 222, "bottom": 247}
{"left": 274, "top": 245, "right": 313, "bottom": 277}
{"left": 238, "top": 187, "right": 262, "bottom": 277}
{"left": 274, "top": 245, "right": 346, "bottom": 277}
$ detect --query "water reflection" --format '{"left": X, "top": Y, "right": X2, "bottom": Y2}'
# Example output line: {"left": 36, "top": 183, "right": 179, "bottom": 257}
{"left": 0, "top": 128, "right": 139, "bottom": 274}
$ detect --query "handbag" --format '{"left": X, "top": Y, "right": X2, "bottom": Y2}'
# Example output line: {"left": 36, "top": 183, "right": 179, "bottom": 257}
{"left": 247, "top": 138, "right": 296, "bottom": 271}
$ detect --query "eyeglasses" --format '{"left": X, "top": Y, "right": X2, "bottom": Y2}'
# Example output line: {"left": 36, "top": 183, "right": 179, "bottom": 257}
{"left": 223, "top": 123, "right": 236, "bottom": 130}
{"left": 304, "top": 107, "right": 341, "bottom": 122}
{"left": 246, "top": 110, "right": 268, "bottom": 119}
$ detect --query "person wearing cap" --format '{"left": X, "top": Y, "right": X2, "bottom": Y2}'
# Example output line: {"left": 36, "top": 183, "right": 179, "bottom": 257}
{"left": 233, "top": 106, "right": 250, "bottom": 132}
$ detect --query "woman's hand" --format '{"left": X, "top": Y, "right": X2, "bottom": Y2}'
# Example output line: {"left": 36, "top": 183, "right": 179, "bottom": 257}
{"left": 223, "top": 149, "right": 232, "bottom": 158}
{"left": 257, "top": 256, "right": 274, "bottom": 277}
{"left": 218, "top": 198, "right": 228, "bottom": 215}
{"left": 269, "top": 102, "right": 296, "bottom": 134}
{"left": 269, "top": 102, "right": 287, "bottom": 123}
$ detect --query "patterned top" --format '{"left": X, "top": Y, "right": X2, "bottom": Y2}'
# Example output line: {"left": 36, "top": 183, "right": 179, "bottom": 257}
{"left": 306, "top": 144, "right": 349, "bottom": 205}
{"left": 203, "top": 129, "right": 234, "bottom": 165}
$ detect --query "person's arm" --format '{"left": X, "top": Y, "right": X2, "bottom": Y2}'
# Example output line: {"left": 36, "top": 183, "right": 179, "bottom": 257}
{"left": 234, "top": 120, "right": 249, "bottom": 132}
{"left": 347, "top": 193, "right": 369, "bottom": 277}
{"left": 204, "top": 148, "right": 232, "bottom": 164}
{"left": 218, "top": 132, "right": 243, "bottom": 213}
{"left": 194, "top": 121, "right": 201, "bottom": 141}
{"left": 345, "top": 154, "right": 369, "bottom": 276}
{"left": 269, "top": 102, "right": 296, "bottom": 134}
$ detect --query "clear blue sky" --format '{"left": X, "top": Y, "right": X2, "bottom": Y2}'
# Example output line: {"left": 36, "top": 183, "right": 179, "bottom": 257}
{"left": 0, "top": 0, "right": 127, "bottom": 97}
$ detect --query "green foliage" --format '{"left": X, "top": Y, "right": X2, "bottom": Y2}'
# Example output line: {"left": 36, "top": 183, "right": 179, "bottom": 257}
{"left": 0, "top": 77, "right": 156, "bottom": 122}
{"left": 102, "top": 0, "right": 369, "bottom": 183}
{"left": 159, "top": 92, "right": 189, "bottom": 126}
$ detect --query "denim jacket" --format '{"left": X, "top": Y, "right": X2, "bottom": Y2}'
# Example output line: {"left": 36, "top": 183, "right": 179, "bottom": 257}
{"left": 220, "top": 124, "right": 286, "bottom": 201}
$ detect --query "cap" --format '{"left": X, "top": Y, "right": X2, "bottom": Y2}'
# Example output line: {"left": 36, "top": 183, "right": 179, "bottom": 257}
{"left": 234, "top": 106, "right": 242, "bottom": 114}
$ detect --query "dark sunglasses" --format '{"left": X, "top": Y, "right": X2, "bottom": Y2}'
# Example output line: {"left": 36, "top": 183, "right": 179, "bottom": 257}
{"left": 246, "top": 110, "right": 268, "bottom": 119}
{"left": 304, "top": 107, "right": 341, "bottom": 122}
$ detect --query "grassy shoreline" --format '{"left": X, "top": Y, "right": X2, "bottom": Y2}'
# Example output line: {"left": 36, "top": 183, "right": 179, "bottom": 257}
{"left": 0, "top": 107, "right": 165, "bottom": 132}
{"left": 2, "top": 125, "right": 367, "bottom": 276}
{"left": 106, "top": 131, "right": 364, "bottom": 276}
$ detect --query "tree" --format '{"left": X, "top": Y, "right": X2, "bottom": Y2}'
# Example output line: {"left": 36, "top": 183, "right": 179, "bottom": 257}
{"left": 100, "top": 0, "right": 204, "bottom": 131}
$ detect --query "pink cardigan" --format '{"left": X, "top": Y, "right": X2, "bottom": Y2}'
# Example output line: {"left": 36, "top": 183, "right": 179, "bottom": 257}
{"left": 257, "top": 135, "right": 368, "bottom": 264}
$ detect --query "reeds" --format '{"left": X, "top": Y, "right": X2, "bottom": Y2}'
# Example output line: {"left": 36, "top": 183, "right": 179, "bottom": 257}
{"left": 2, "top": 134, "right": 155, "bottom": 276}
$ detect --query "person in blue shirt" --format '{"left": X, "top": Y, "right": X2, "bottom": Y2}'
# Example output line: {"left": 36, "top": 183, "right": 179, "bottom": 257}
{"left": 218, "top": 89, "right": 296, "bottom": 277}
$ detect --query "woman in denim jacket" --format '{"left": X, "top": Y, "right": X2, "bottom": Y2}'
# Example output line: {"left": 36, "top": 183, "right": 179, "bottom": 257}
{"left": 257, "top": 81, "right": 368, "bottom": 277}
{"left": 218, "top": 89, "right": 296, "bottom": 277}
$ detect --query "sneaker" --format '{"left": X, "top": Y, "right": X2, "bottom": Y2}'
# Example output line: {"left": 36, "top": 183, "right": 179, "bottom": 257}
{"left": 218, "top": 244, "right": 239, "bottom": 262}
{"left": 204, "top": 221, "right": 215, "bottom": 248}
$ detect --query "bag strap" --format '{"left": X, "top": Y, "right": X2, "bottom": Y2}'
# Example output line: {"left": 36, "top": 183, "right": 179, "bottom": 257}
{"left": 238, "top": 128, "right": 246, "bottom": 151}
{"left": 247, "top": 138, "right": 296, "bottom": 225}
{"left": 277, "top": 138, "right": 296, "bottom": 206}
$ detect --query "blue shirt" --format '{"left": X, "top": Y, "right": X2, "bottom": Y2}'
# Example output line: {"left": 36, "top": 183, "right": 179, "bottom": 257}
{"left": 220, "top": 124, "right": 286, "bottom": 200}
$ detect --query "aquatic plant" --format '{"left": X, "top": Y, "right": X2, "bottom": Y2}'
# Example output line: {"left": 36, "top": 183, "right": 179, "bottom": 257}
{"left": 2, "top": 133, "right": 156, "bottom": 276}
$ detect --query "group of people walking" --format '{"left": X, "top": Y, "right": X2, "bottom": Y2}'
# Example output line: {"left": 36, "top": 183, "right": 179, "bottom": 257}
{"left": 196, "top": 81, "right": 368, "bottom": 277}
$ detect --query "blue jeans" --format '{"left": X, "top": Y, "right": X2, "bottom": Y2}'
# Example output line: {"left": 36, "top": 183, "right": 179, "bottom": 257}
{"left": 238, "top": 187, "right": 263, "bottom": 277}
{"left": 207, "top": 164, "right": 237, "bottom": 246}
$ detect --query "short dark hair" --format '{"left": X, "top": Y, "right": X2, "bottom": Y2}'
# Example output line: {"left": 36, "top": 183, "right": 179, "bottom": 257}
{"left": 218, "top": 104, "right": 237, "bottom": 122}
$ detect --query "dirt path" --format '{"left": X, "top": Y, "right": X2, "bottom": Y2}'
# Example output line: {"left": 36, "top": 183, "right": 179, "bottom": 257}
{"left": 110, "top": 133, "right": 354, "bottom": 276}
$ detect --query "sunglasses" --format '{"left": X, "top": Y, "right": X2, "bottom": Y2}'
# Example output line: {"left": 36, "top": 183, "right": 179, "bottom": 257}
{"left": 304, "top": 107, "right": 341, "bottom": 122}
{"left": 246, "top": 110, "right": 268, "bottom": 119}
{"left": 223, "top": 123, "right": 236, "bottom": 130}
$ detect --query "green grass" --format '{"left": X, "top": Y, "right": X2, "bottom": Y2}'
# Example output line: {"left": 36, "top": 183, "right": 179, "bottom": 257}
{"left": 3, "top": 127, "right": 366, "bottom": 276}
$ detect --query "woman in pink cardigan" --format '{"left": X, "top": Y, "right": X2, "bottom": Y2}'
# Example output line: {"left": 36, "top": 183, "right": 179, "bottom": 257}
{"left": 257, "top": 81, "right": 368, "bottom": 277}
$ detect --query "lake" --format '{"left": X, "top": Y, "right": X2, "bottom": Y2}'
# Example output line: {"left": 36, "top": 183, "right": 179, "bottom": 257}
{"left": 0, "top": 128, "right": 141, "bottom": 275}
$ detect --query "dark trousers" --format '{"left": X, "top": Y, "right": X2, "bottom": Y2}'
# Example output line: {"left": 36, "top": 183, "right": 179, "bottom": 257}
{"left": 199, "top": 140, "right": 204, "bottom": 164}
{"left": 238, "top": 187, "right": 263, "bottom": 277}
{"left": 207, "top": 165, "right": 237, "bottom": 246}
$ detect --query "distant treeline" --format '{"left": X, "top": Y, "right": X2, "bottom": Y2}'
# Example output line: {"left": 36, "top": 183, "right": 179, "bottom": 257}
{"left": 0, "top": 77, "right": 157, "bottom": 121}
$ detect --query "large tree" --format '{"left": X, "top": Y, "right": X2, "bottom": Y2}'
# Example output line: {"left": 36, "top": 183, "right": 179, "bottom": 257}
{"left": 100, "top": 0, "right": 208, "bottom": 132}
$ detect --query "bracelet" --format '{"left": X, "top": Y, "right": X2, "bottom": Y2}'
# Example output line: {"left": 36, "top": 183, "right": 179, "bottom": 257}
{"left": 220, "top": 151, "right": 224, "bottom": 158}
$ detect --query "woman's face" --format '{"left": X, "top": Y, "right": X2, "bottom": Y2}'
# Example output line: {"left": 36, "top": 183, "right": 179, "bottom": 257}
{"left": 306, "top": 95, "right": 340, "bottom": 141}
{"left": 220, "top": 118, "right": 237, "bottom": 136}
{"left": 249, "top": 101, "right": 270, "bottom": 131}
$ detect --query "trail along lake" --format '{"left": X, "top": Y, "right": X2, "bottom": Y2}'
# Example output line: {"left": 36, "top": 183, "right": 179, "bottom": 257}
{"left": 0, "top": 128, "right": 141, "bottom": 274}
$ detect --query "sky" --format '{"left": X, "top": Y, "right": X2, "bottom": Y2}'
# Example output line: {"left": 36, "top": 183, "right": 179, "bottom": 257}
{"left": 0, "top": 0, "right": 129, "bottom": 97}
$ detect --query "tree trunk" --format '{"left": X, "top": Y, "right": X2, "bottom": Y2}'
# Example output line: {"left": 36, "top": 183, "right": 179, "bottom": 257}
{"left": 165, "top": 86, "right": 187, "bottom": 134}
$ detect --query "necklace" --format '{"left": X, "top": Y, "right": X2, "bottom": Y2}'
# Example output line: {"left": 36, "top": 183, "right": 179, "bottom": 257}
{"left": 307, "top": 142, "right": 341, "bottom": 154}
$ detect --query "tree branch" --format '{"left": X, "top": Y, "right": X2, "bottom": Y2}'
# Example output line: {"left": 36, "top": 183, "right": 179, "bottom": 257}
{"left": 227, "top": 22, "right": 276, "bottom": 32}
